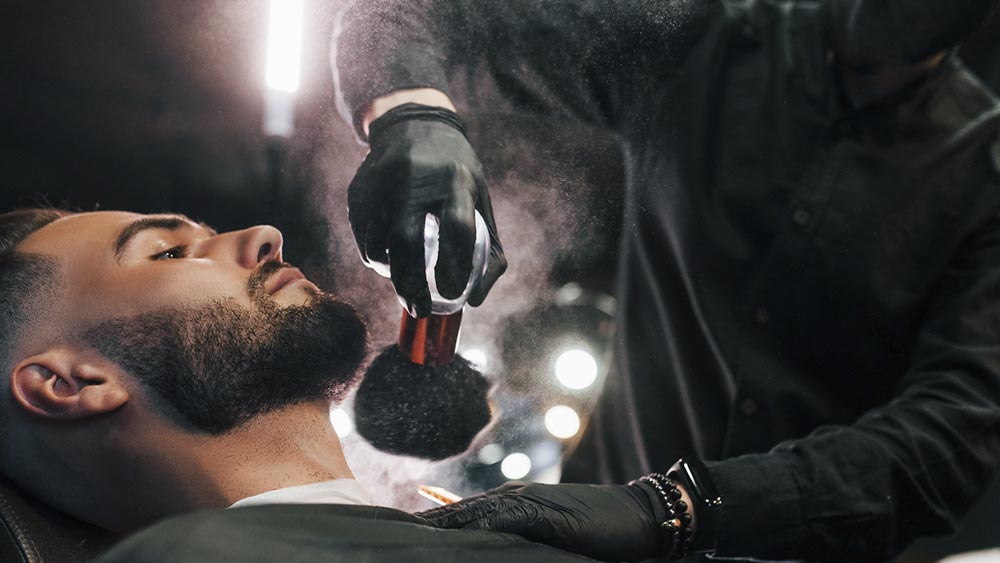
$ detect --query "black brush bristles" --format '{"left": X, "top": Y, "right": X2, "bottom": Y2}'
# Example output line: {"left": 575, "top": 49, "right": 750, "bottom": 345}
{"left": 354, "top": 344, "right": 492, "bottom": 460}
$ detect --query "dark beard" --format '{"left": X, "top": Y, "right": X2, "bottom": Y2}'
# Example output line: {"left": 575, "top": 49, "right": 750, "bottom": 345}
{"left": 85, "top": 262, "right": 367, "bottom": 434}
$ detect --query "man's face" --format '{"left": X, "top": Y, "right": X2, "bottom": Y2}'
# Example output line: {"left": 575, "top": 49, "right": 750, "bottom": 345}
{"left": 16, "top": 211, "right": 367, "bottom": 433}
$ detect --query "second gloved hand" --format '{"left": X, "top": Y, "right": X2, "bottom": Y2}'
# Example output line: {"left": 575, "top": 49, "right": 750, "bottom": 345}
{"left": 348, "top": 103, "right": 506, "bottom": 317}
{"left": 418, "top": 481, "right": 664, "bottom": 562}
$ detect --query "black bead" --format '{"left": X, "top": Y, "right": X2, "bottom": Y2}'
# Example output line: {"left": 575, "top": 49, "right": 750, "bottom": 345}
{"left": 680, "top": 512, "right": 693, "bottom": 525}
{"left": 668, "top": 488, "right": 682, "bottom": 500}
{"left": 682, "top": 527, "right": 694, "bottom": 538}
{"left": 674, "top": 501, "right": 688, "bottom": 512}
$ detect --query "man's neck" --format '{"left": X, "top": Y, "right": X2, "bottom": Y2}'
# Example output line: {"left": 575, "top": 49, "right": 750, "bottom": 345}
{"left": 188, "top": 401, "right": 356, "bottom": 506}
{"left": 111, "top": 401, "right": 356, "bottom": 531}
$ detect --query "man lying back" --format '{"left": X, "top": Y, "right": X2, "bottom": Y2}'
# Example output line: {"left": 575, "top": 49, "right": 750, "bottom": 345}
{"left": 0, "top": 208, "right": 592, "bottom": 562}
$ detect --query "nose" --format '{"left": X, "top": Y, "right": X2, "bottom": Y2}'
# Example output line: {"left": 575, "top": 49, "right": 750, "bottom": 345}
{"left": 236, "top": 225, "right": 284, "bottom": 269}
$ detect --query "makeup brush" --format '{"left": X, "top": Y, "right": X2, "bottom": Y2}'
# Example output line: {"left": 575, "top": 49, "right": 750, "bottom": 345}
{"left": 353, "top": 212, "right": 493, "bottom": 460}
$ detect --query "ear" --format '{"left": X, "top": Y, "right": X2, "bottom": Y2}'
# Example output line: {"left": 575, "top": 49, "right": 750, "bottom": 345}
{"left": 9, "top": 347, "right": 129, "bottom": 420}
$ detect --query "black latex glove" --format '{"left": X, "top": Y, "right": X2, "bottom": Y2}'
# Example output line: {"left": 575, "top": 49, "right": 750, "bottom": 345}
{"left": 418, "top": 481, "right": 664, "bottom": 562}
{"left": 348, "top": 103, "right": 506, "bottom": 317}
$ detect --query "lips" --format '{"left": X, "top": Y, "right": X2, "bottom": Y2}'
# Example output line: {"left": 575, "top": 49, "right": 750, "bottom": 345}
{"left": 264, "top": 267, "right": 306, "bottom": 295}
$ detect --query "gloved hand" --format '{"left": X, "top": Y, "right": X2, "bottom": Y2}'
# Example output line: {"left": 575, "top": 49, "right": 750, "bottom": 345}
{"left": 348, "top": 103, "right": 506, "bottom": 317}
{"left": 418, "top": 481, "right": 665, "bottom": 562}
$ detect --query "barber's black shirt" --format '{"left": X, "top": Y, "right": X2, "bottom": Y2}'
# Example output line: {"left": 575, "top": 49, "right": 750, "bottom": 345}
{"left": 334, "top": 1, "right": 1000, "bottom": 560}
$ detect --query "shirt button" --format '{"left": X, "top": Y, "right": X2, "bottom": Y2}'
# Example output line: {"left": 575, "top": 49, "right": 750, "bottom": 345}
{"left": 754, "top": 307, "right": 770, "bottom": 324}
{"left": 741, "top": 399, "right": 759, "bottom": 417}
{"left": 792, "top": 208, "right": 810, "bottom": 226}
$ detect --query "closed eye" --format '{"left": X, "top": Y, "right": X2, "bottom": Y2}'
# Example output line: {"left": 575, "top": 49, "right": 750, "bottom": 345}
{"left": 150, "top": 245, "right": 188, "bottom": 261}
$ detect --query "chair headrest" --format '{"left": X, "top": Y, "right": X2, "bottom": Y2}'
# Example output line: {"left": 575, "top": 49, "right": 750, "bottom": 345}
{"left": 0, "top": 474, "right": 118, "bottom": 562}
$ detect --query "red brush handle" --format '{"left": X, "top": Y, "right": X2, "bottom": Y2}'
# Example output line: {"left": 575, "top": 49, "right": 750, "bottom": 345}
{"left": 397, "top": 309, "right": 463, "bottom": 366}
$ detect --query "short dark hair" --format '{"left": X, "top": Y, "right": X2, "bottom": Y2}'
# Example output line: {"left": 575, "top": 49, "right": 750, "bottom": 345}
{"left": 0, "top": 208, "right": 72, "bottom": 372}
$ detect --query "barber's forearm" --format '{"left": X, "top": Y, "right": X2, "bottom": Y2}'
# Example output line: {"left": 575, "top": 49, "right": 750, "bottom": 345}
{"left": 335, "top": 0, "right": 716, "bottom": 135}
{"left": 361, "top": 88, "right": 457, "bottom": 138}
{"left": 332, "top": 0, "right": 454, "bottom": 139}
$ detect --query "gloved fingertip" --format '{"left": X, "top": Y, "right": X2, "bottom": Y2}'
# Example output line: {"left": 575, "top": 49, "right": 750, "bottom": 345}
{"left": 436, "top": 263, "right": 473, "bottom": 300}
{"left": 415, "top": 296, "right": 432, "bottom": 317}
{"left": 468, "top": 287, "right": 487, "bottom": 308}
{"left": 468, "top": 264, "right": 503, "bottom": 306}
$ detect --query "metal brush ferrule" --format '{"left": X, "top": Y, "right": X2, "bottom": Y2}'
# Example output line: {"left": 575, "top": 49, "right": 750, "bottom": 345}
{"left": 398, "top": 308, "right": 463, "bottom": 365}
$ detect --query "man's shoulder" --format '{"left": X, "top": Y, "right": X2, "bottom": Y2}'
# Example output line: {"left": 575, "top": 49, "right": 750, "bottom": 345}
{"left": 98, "top": 504, "right": 595, "bottom": 562}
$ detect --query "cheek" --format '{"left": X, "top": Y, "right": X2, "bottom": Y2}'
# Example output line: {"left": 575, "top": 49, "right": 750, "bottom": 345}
{"left": 154, "top": 269, "right": 253, "bottom": 307}
{"left": 78, "top": 265, "right": 254, "bottom": 317}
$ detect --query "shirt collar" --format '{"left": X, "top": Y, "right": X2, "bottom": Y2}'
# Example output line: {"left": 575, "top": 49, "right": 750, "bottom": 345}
{"left": 228, "top": 479, "right": 372, "bottom": 509}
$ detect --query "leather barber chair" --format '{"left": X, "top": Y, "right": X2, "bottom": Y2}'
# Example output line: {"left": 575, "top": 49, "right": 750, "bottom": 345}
{"left": 0, "top": 474, "right": 118, "bottom": 562}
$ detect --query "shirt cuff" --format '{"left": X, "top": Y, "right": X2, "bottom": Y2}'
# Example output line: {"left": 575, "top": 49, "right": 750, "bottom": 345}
{"left": 704, "top": 453, "right": 814, "bottom": 560}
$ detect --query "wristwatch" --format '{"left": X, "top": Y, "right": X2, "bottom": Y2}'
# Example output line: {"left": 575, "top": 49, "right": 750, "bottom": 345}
{"left": 668, "top": 458, "right": 723, "bottom": 553}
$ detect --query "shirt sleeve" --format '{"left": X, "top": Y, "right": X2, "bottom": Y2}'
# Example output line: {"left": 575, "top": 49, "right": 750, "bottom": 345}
{"left": 331, "top": 0, "right": 717, "bottom": 136}
{"left": 828, "top": 0, "right": 998, "bottom": 67}
{"left": 705, "top": 201, "right": 1000, "bottom": 561}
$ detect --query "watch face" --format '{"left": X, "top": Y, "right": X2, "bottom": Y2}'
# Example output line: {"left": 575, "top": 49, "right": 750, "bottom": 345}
{"left": 672, "top": 459, "right": 722, "bottom": 509}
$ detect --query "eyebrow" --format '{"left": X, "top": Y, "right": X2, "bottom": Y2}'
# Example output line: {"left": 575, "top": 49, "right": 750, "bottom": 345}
{"left": 113, "top": 215, "right": 216, "bottom": 261}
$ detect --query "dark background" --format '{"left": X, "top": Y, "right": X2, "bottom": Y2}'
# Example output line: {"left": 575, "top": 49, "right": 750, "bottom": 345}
{"left": 2, "top": 2, "right": 998, "bottom": 561}
{"left": 2, "top": 2, "right": 998, "bottom": 291}
{"left": 3, "top": 2, "right": 997, "bottom": 278}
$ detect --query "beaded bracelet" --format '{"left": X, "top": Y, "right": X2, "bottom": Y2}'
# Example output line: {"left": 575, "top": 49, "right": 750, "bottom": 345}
{"left": 637, "top": 472, "right": 694, "bottom": 560}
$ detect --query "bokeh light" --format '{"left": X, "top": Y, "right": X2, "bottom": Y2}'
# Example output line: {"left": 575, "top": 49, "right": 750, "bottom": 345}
{"left": 554, "top": 349, "right": 598, "bottom": 389}
{"left": 500, "top": 452, "right": 532, "bottom": 479}
{"left": 544, "top": 405, "right": 581, "bottom": 439}
{"left": 477, "top": 443, "right": 505, "bottom": 465}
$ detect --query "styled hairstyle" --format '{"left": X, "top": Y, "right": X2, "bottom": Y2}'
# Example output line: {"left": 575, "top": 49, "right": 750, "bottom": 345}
{"left": 0, "top": 208, "right": 71, "bottom": 373}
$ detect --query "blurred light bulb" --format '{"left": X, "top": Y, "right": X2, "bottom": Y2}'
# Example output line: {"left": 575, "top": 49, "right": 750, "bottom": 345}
{"left": 534, "top": 467, "right": 562, "bottom": 485}
{"left": 330, "top": 407, "right": 354, "bottom": 437}
{"left": 461, "top": 348, "right": 488, "bottom": 370}
{"left": 555, "top": 349, "right": 598, "bottom": 390}
{"left": 544, "top": 405, "right": 581, "bottom": 439}
{"left": 477, "top": 443, "right": 505, "bottom": 465}
{"left": 265, "top": 0, "right": 304, "bottom": 93}
{"left": 501, "top": 452, "right": 532, "bottom": 479}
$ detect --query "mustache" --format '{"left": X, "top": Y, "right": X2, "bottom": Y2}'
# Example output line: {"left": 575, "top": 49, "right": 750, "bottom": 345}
{"left": 247, "top": 260, "right": 294, "bottom": 300}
